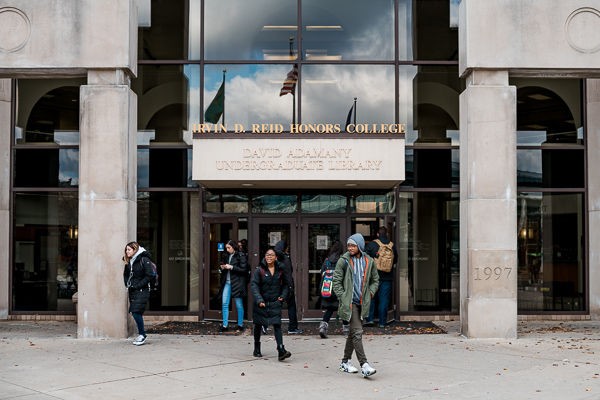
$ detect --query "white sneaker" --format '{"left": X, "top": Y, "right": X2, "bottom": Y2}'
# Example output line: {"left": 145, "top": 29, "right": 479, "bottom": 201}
{"left": 339, "top": 360, "right": 359, "bottom": 373}
{"left": 133, "top": 335, "right": 147, "bottom": 346}
{"left": 361, "top": 362, "right": 376, "bottom": 378}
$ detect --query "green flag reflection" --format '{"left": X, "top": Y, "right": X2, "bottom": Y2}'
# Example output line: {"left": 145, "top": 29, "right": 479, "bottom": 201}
{"left": 205, "top": 78, "right": 224, "bottom": 124}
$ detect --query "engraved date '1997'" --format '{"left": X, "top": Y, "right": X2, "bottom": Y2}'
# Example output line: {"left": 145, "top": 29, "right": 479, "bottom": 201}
{"left": 474, "top": 267, "right": 512, "bottom": 281}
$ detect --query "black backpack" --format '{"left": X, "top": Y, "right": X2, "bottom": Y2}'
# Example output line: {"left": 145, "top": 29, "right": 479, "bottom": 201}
{"left": 144, "top": 257, "right": 159, "bottom": 290}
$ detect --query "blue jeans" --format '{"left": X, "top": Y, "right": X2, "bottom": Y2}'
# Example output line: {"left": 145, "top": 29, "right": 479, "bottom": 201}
{"left": 132, "top": 312, "right": 145, "bottom": 336}
{"left": 222, "top": 282, "right": 244, "bottom": 327}
{"left": 367, "top": 280, "right": 392, "bottom": 325}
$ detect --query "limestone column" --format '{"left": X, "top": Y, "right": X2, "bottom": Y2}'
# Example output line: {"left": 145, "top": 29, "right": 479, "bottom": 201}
{"left": 459, "top": 70, "right": 517, "bottom": 338}
{"left": 0, "top": 79, "right": 10, "bottom": 320}
{"left": 587, "top": 79, "right": 600, "bottom": 320}
{"left": 78, "top": 69, "right": 137, "bottom": 338}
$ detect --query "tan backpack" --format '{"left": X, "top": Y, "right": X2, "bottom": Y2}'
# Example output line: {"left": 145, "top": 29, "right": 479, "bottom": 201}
{"left": 374, "top": 239, "right": 394, "bottom": 273}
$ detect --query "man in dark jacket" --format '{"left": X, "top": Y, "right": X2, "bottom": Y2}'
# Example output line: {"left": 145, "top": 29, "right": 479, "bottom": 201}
{"left": 274, "top": 240, "right": 302, "bottom": 334}
{"left": 364, "top": 226, "right": 398, "bottom": 327}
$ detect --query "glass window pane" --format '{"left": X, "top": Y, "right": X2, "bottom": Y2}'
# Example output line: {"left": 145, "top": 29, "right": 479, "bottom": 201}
{"left": 302, "top": 65, "right": 394, "bottom": 126}
{"left": 517, "top": 149, "right": 584, "bottom": 189}
{"left": 137, "top": 191, "right": 200, "bottom": 311}
{"left": 397, "top": 192, "right": 460, "bottom": 312}
{"left": 133, "top": 65, "right": 200, "bottom": 145}
{"left": 205, "top": 0, "right": 297, "bottom": 60}
{"left": 16, "top": 79, "right": 85, "bottom": 145}
{"left": 513, "top": 79, "right": 583, "bottom": 146}
{"left": 405, "top": 66, "right": 464, "bottom": 145}
{"left": 301, "top": 194, "right": 347, "bottom": 213}
{"left": 411, "top": 0, "right": 459, "bottom": 61}
{"left": 401, "top": 149, "right": 459, "bottom": 188}
{"left": 223, "top": 194, "right": 249, "bottom": 213}
{"left": 14, "top": 149, "right": 79, "bottom": 188}
{"left": 517, "top": 192, "right": 584, "bottom": 312}
{"left": 302, "top": 0, "right": 394, "bottom": 61}
{"left": 203, "top": 64, "right": 299, "bottom": 126}
{"left": 252, "top": 194, "right": 298, "bottom": 213}
{"left": 350, "top": 192, "right": 395, "bottom": 213}
{"left": 138, "top": 149, "right": 191, "bottom": 188}
{"left": 138, "top": 0, "right": 201, "bottom": 60}
{"left": 13, "top": 192, "right": 79, "bottom": 312}
{"left": 203, "top": 191, "right": 221, "bottom": 213}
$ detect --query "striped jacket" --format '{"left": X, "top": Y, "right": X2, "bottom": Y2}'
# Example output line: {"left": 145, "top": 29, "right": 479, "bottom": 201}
{"left": 332, "top": 251, "right": 379, "bottom": 322}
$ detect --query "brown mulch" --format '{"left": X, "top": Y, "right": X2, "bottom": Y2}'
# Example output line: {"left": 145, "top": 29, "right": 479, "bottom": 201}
{"left": 147, "top": 320, "right": 446, "bottom": 336}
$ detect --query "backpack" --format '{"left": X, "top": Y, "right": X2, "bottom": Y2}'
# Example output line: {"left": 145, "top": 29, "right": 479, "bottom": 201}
{"left": 373, "top": 239, "right": 394, "bottom": 273}
{"left": 320, "top": 259, "right": 335, "bottom": 298}
{"left": 144, "top": 257, "right": 159, "bottom": 290}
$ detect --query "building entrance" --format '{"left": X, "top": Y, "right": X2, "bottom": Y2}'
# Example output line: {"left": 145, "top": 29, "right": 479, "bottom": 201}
{"left": 251, "top": 217, "right": 346, "bottom": 320}
{"left": 203, "top": 214, "right": 396, "bottom": 323}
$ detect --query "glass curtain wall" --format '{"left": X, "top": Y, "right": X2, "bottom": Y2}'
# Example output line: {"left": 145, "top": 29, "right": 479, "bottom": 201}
{"left": 12, "top": 78, "right": 84, "bottom": 312}
{"left": 513, "top": 78, "right": 585, "bottom": 312}
{"left": 140, "top": 0, "right": 463, "bottom": 316}
{"left": 135, "top": 0, "right": 203, "bottom": 313}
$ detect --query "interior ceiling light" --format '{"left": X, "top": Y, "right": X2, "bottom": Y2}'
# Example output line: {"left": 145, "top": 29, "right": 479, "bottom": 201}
{"left": 527, "top": 94, "right": 553, "bottom": 101}
{"left": 345, "top": 183, "right": 358, "bottom": 187}
{"left": 264, "top": 54, "right": 298, "bottom": 60}
{"left": 525, "top": 124, "right": 548, "bottom": 130}
{"left": 305, "top": 54, "right": 342, "bottom": 60}
{"left": 262, "top": 25, "right": 297, "bottom": 31}
{"left": 306, "top": 25, "right": 343, "bottom": 31}
{"left": 241, "top": 183, "right": 255, "bottom": 186}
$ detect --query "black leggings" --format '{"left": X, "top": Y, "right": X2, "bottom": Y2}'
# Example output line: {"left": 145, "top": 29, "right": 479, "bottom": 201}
{"left": 322, "top": 306, "right": 336, "bottom": 323}
{"left": 254, "top": 323, "right": 283, "bottom": 346}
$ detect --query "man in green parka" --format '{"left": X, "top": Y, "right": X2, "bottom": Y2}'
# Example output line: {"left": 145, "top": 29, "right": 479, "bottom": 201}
{"left": 332, "top": 233, "right": 379, "bottom": 378}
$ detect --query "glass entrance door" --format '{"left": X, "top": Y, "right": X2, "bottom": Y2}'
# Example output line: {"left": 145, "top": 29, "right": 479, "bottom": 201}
{"left": 251, "top": 218, "right": 297, "bottom": 320}
{"left": 383, "top": 216, "right": 396, "bottom": 323}
{"left": 203, "top": 217, "right": 238, "bottom": 320}
{"left": 300, "top": 218, "right": 346, "bottom": 319}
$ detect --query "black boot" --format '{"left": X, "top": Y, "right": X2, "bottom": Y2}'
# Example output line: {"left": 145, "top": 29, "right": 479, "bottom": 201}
{"left": 277, "top": 344, "right": 291, "bottom": 361}
{"left": 253, "top": 342, "right": 262, "bottom": 357}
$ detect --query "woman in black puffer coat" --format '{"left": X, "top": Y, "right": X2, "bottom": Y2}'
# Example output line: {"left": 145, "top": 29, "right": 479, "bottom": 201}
{"left": 251, "top": 247, "right": 291, "bottom": 361}
{"left": 217, "top": 240, "right": 248, "bottom": 332}
{"left": 123, "top": 241, "right": 155, "bottom": 346}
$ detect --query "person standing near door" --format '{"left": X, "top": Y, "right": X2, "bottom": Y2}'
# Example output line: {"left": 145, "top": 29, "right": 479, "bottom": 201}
{"left": 333, "top": 233, "right": 379, "bottom": 378}
{"left": 274, "top": 240, "right": 302, "bottom": 334}
{"left": 217, "top": 240, "right": 248, "bottom": 332}
{"left": 318, "top": 240, "right": 344, "bottom": 338}
{"left": 123, "top": 241, "right": 155, "bottom": 346}
{"left": 364, "top": 226, "right": 398, "bottom": 328}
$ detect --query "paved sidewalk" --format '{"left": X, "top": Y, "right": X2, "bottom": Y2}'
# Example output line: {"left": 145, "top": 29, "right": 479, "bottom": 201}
{"left": 1, "top": 320, "right": 600, "bottom": 399}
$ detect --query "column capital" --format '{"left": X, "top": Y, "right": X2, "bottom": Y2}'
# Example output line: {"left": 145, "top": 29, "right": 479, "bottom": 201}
{"left": 465, "top": 70, "right": 509, "bottom": 86}
{"left": 87, "top": 69, "right": 131, "bottom": 87}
